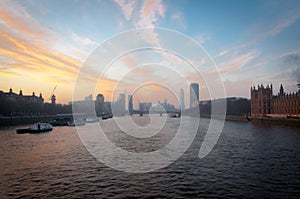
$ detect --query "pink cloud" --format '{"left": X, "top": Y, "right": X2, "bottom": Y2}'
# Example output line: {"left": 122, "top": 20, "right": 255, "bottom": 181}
{"left": 217, "top": 51, "right": 259, "bottom": 76}
{"left": 71, "top": 32, "right": 97, "bottom": 47}
{"left": 114, "top": 0, "right": 136, "bottom": 20}
{"left": 0, "top": 0, "right": 54, "bottom": 41}
{"left": 135, "top": 0, "right": 165, "bottom": 28}
{"left": 215, "top": 14, "right": 300, "bottom": 58}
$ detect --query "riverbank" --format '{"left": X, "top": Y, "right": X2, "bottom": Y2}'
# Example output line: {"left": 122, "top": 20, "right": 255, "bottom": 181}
{"left": 198, "top": 114, "right": 250, "bottom": 122}
{"left": 1, "top": 114, "right": 299, "bottom": 127}
{"left": 0, "top": 115, "right": 76, "bottom": 127}
{"left": 0, "top": 115, "right": 55, "bottom": 126}
{"left": 250, "top": 117, "right": 300, "bottom": 127}
{"left": 213, "top": 115, "right": 300, "bottom": 127}
{"left": 197, "top": 114, "right": 300, "bottom": 127}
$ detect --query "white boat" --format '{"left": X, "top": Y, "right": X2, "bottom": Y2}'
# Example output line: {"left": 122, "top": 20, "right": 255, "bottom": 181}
{"left": 67, "top": 119, "right": 86, "bottom": 126}
{"left": 86, "top": 117, "right": 99, "bottom": 123}
{"left": 29, "top": 122, "right": 53, "bottom": 133}
{"left": 16, "top": 122, "right": 53, "bottom": 134}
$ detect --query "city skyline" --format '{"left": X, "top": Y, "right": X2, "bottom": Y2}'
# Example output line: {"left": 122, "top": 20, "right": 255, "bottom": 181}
{"left": 1, "top": 1, "right": 300, "bottom": 104}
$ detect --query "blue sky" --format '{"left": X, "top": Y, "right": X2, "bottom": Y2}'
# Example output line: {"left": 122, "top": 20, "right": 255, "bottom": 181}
{"left": 0, "top": 0, "right": 300, "bottom": 104}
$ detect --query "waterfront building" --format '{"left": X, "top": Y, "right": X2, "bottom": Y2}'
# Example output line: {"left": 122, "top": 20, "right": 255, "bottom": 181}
{"left": 190, "top": 83, "right": 199, "bottom": 108}
{"left": 112, "top": 93, "right": 126, "bottom": 116}
{"left": 139, "top": 102, "right": 152, "bottom": 112}
{"left": 128, "top": 95, "right": 133, "bottom": 114}
{"left": 96, "top": 94, "right": 104, "bottom": 116}
{"left": 71, "top": 94, "right": 105, "bottom": 116}
{"left": 157, "top": 99, "right": 177, "bottom": 112}
{"left": 0, "top": 88, "right": 44, "bottom": 115}
{"left": 179, "top": 88, "right": 185, "bottom": 110}
{"left": 103, "top": 102, "right": 112, "bottom": 115}
{"left": 250, "top": 84, "right": 300, "bottom": 117}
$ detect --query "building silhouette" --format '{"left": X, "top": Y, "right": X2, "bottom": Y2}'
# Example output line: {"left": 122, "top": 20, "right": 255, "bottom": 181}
{"left": 112, "top": 93, "right": 126, "bottom": 116}
{"left": 198, "top": 97, "right": 250, "bottom": 116}
{"left": 251, "top": 84, "right": 300, "bottom": 116}
{"left": 190, "top": 83, "right": 199, "bottom": 108}
{"left": 51, "top": 95, "right": 56, "bottom": 104}
{"left": 179, "top": 88, "right": 185, "bottom": 110}
{"left": 95, "top": 94, "right": 104, "bottom": 116}
{"left": 71, "top": 94, "right": 106, "bottom": 116}
{"left": 128, "top": 95, "right": 133, "bottom": 114}
{"left": 139, "top": 102, "right": 152, "bottom": 112}
{"left": 0, "top": 88, "right": 44, "bottom": 115}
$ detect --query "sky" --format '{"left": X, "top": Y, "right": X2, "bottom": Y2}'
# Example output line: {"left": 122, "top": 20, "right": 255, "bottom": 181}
{"left": 1, "top": 0, "right": 300, "bottom": 106}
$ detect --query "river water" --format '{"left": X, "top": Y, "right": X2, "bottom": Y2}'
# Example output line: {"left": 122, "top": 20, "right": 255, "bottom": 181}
{"left": 0, "top": 116, "right": 299, "bottom": 198}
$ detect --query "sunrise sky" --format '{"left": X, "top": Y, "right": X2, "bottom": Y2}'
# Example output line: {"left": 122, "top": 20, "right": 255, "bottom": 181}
{"left": 1, "top": 0, "right": 300, "bottom": 105}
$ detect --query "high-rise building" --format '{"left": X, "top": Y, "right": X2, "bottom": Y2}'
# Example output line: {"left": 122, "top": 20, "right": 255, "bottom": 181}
{"left": 96, "top": 94, "right": 104, "bottom": 116}
{"left": 112, "top": 93, "right": 126, "bottom": 116}
{"left": 118, "top": 93, "right": 125, "bottom": 113}
{"left": 179, "top": 88, "right": 185, "bottom": 110}
{"left": 128, "top": 94, "right": 133, "bottom": 114}
{"left": 190, "top": 83, "right": 199, "bottom": 108}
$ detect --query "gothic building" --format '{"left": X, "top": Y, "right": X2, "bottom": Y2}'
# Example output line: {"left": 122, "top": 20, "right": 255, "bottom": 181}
{"left": 250, "top": 84, "right": 300, "bottom": 117}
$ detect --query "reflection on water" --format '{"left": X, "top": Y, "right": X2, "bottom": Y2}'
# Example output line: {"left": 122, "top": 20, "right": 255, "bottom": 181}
{"left": 0, "top": 117, "right": 299, "bottom": 198}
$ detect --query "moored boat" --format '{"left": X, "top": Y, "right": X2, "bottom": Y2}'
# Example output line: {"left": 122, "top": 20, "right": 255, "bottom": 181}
{"left": 168, "top": 113, "right": 181, "bottom": 118}
{"left": 16, "top": 128, "right": 30, "bottom": 134}
{"left": 16, "top": 122, "right": 53, "bottom": 134}
{"left": 29, "top": 122, "right": 53, "bottom": 133}
{"left": 102, "top": 114, "right": 113, "bottom": 120}
{"left": 67, "top": 119, "right": 86, "bottom": 126}
{"left": 51, "top": 117, "right": 71, "bottom": 126}
{"left": 86, "top": 117, "right": 99, "bottom": 123}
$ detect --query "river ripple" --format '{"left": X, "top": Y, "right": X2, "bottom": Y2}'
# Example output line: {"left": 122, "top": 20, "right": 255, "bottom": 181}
{"left": 0, "top": 117, "right": 299, "bottom": 198}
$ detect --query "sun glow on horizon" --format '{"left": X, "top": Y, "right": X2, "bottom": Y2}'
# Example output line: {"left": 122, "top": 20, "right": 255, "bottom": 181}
{"left": 1, "top": 0, "right": 300, "bottom": 104}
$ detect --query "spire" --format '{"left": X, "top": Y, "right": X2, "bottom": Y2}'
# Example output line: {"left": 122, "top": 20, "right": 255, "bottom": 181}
{"left": 279, "top": 84, "right": 284, "bottom": 96}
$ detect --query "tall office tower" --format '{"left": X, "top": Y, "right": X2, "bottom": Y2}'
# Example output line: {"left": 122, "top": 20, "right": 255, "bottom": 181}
{"left": 128, "top": 94, "right": 133, "bottom": 114}
{"left": 179, "top": 88, "right": 185, "bottom": 110}
{"left": 190, "top": 83, "right": 199, "bottom": 108}
{"left": 96, "top": 94, "right": 104, "bottom": 116}
{"left": 118, "top": 93, "right": 126, "bottom": 114}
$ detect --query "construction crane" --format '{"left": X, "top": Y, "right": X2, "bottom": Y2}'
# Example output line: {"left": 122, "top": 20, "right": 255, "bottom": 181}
{"left": 49, "top": 85, "right": 57, "bottom": 101}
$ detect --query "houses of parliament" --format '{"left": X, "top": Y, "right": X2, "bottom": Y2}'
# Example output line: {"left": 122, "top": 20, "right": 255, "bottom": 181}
{"left": 251, "top": 84, "right": 300, "bottom": 117}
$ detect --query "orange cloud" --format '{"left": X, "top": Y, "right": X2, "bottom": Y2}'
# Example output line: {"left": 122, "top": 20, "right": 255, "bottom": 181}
{"left": 0, "top": 69, "right": 20, "bottom": 78}
{"left": 0, "top": 1, "right": 86, "bottom": 103}
{"left": 0, "top": 1, "right": 50, "bottom": 39}
{"left": 0, "top": 31, "right": 80, "bottom": 74}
